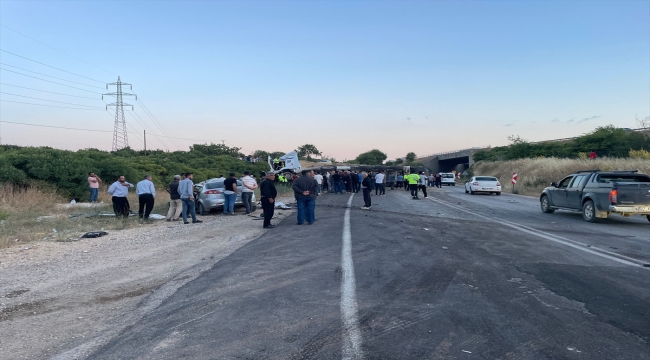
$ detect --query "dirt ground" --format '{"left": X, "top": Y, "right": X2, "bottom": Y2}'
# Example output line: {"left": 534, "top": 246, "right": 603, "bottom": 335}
{"left": 0, "top": 198, "right": 294, "bottom": 360}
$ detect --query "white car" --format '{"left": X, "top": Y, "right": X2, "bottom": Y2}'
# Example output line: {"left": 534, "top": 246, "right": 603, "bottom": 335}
{"left": 440, "top": 173, "right": 456, "bottom": 186}
{"left": 465, "top": 176, "right": 502, "bottom": 195}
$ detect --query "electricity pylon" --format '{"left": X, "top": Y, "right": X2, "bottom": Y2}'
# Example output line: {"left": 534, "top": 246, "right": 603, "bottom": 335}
{"left": 104, "top": 76, "right": 136, "bottom": 151}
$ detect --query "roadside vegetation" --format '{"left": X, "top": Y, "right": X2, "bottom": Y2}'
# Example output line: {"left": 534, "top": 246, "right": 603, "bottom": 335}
{"left": 472, "top": 157, "right": 650, "bottom": 197}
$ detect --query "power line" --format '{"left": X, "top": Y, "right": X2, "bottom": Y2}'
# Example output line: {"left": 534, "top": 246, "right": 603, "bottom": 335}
{"left": 0, "top": 99, "right": 104, "bottom": 110}
{"left": 2, "top": 119, "right": 217, "bottom": 143}
{"left": 133, "top": 97, "right": 181, "bottom": 149}
{"left": 128, "top": 108, "right": 170, "bottom": 150}
{"left": 0, "top": 49, "right": 105, "bottom": 83}
{"left": 1, "top": 92, "right": 104, "bottom": 108}
{"left": 0, "top": 120, "right": 112, "bottom": 133}
{"left": 0, "top": 63, "right": 104, "bottom": 89}
{"left": 0, "top": 68, "right": 103, "bottom": 93}
{"left": 0, "top": 83, "right": 102, "bottom": 100}
{"left": 0, "top": 24, "right": 118, "bottom": 76}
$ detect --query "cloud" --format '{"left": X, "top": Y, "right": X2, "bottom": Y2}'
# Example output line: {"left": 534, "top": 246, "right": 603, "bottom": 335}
{"left": 577, "top": 115, "right": 601, "bottom": 124}
{"left": 566, "top": 118, "right": 575, "bottom": 123}
{"left": 504, "top": 123, "right": 514, "bottom": 126}
{"left": 551, "top": 118, "right": 559, "bottom": 123}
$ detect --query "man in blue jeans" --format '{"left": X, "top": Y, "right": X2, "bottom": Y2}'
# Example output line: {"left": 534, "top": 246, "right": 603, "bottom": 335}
{"left": 223, "top": 172, "right": 239, "bottom": 215}
{"left": 178, "top": 172, "right": 203, "bottom": 224}
{"left": 292, "top": 169, "right": 318, "bottom": 225}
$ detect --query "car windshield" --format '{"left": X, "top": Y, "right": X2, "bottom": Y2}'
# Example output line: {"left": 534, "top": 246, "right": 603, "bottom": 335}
{"left": 596, "top": 175, "right": 650, "bottom": 183}
{"left": 442, "top": 174, "right": 455, "bottom": 178}
{"left": 476, "top": 177, "right": 498, "bottom": 182}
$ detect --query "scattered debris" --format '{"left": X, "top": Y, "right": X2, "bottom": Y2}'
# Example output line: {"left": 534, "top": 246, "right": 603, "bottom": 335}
{"left": 148, "top": 214, "right": 166, "bottom": 220}
{"left": 81, "top": 231, "right": 108, "bottom": 239}
{"left": 423, "top": 228, "right": 429, "bottom": 230}
{"left": 52, "top": 228, "right": 57, "bottom": 233}
{"left": 507, "top": 277, "right": 522, "bottom": 283}
{"left": 274, "top": 202, "right": 291, "bottom": 209}
{"left": 82, "top": 250, "right": 89, "bottom": 253}
{"left": 462, "top": 350, "right": 472, "bottom": 354}
{"left": 441, "top": 246, "right": 448, "bottom": 250}
{"left": 23, "top": 247, "right": 30, "bottom": 250}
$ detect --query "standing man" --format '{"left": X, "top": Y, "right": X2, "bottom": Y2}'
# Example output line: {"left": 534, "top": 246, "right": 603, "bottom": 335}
{"left": 136, "top": 175, "right": 156, "bottom": 220}
{"left": 241, "top": 171, "right": 258, "bottom": 215}
{"left": 260, "top": 172, "right": 277, "bottom": 228}
{"left": 107, "top": 175, "right": 133, "bottom": 218}
{"left": 375, "top": 170, "right": 385, "bottom": 196}
{"left": 223, "top": 172, "right": 238, "bottom": 215}
{"left": 349, "top": 171, "right": 357, "bottom": 193}
{"left": 88, "top": 172, "right": 102, "bottom": 203}
{"left": 407, "top": 172, "right": 420, "bottom": 199}
{"left": 179, "top": 172, "right": 202, "bottom": 224}
{"left": 388, "top": 172, "right": 396, "bottom": 190}
{"left": 397, "top": 173, "right": 404, "bottom": 189}
{"left": 292, "top": 170, "right": 318, "bottom": 225}
{"left": 357, "top": 171, "right": 362, "bottom": 192}
{"left": 419, "top": 171, "right": 428, "bottom": 199}
{"left": 332, "top": 171, "right": 343, "bottom": 194}
{"left": 166, "top": 175, "right": 182, "bottom": 221}
{"left": 361, "top": 172, "right": 372, "bottom": 210}
{"left": 313, "top": 170, "right": 323, "bottom": 195}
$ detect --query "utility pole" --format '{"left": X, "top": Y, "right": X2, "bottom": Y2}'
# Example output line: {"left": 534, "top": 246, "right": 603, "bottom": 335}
{"left": 104, "top": 76, "right": 136, "bottom": 151}
{"left": 144, "top": 130, "right": 147, "bottom": 156}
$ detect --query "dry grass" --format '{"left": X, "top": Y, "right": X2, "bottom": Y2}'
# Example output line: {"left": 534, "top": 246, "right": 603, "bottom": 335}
{"left": 472, "top": 157, "right": 650, "bottom": 196}
{"left": 0, "top": 184, "right": 169, "bottom": 249}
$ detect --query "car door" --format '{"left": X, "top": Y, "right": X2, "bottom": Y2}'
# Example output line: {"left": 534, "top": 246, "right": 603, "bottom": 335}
{"left": 549, "top": 176, "right": 573, "bottom": 207}
{"left": 565, "top": 175, "right": 586, "bottom": 209}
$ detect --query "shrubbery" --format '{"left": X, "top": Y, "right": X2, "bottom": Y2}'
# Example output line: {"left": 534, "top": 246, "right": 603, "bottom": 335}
{"left": 0, "top": 144, "right": 270, "bottom": 199}
{"left": 473, "top": 126, "right": 649, "bottom": 162}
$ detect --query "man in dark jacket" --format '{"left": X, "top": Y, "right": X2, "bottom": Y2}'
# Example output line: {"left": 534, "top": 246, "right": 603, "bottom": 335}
{"left": 350, "top": 171, "right": 359, "bottom": 193}
{"left": 166, "top": 175, "right": 182, "bottom": 221}
{"left": 361, "top": 172, "right": 372, "bottom": 210}
{"left": 292, "top": 170, "right": 318, "bottom": 225}
{"left": 260, "top": 172, "right": 277, "bottom": 228}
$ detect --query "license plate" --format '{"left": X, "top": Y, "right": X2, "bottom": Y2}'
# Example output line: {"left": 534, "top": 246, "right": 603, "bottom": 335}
{"left": 482, "top": 188, "right": 493, "bottom": 190}
{"left": 636, "top": 206, "right": 650, "bottom": 212}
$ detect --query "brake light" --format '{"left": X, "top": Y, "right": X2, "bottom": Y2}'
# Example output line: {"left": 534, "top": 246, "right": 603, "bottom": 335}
{"left": 609, "top": 189, "right": 617, "bottom": 204}
{"left": 496, "top": 182, "right": 501, "bottom": 186}
{"left": 204, "top": 190, "right": 222, "bottom": 195}
{"left": 472, "top": 182, "right": 479, "bottom": 186}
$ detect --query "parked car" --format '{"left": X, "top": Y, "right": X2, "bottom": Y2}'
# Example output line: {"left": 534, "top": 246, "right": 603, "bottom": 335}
{"left": 194, "top": 179, "right": 257, "bottom": 215}
{"left": 465, "top": 176, "right": 502, "bottom": 195}
{"left": 539, "top": 170, "right": 650, "bottom": 223}
{"left": 440, "top": 173, "right": 457, "bottom": 186}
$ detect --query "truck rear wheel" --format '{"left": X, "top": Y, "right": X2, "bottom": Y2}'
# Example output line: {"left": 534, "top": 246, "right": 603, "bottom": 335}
{"left": 582, "top": 200, "right": 598, "bottom": 223}
{"left": 647, "top": 215, "right": 650, "bottom": 223}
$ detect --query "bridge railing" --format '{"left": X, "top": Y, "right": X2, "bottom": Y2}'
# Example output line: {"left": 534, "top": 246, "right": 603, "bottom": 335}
{"left": 417, "top": 147, "right": 488, "bottom": 159}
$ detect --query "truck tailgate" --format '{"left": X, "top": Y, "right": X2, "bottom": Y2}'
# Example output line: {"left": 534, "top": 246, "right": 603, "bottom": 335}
{"left": 615, "top": 183, "right": 650, "bottom": 205}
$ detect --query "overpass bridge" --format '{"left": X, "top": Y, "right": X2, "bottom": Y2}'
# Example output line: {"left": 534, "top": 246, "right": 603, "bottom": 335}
{"left": 417, "top": 147, "right": 486, "bottom": 174}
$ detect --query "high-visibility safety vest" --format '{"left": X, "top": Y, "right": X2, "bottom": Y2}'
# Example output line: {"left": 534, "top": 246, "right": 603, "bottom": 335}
{"left": 278, "top": 175, "right": 287, "bottom": 183}
{"left": 273, "top": 158, "right": 280, "bottom": 164}
{"left": 406, "top": 174, "right": 419, "bottom": 185}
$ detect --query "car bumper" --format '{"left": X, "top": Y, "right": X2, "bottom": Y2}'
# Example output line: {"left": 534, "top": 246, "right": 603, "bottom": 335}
{"left": 470, "top": 186, "right": 501, "bottom": 192}
{"left": 609, "top": 205, "right": 650, "bottom": 215}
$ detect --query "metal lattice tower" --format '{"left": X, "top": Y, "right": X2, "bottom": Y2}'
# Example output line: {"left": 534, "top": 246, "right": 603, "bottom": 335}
{"left": 103, "top": 76, "right": 136, "bottom": 151}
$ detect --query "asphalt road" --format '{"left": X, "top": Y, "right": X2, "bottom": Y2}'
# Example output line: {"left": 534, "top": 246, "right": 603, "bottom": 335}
{"left": 85, "top": 185, "right": 650, "bottom": 360}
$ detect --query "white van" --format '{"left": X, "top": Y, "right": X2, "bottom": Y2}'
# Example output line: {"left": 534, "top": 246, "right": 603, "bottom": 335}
{"left": 440, "top": 173, "right": 456, "bottom": 186}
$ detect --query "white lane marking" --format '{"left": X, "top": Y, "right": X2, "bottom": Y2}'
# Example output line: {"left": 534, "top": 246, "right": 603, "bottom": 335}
{"left": 427, "top": 197, "right": 649, "bottom": 269}
{"left": 341, "top": 193, "right": 363, "bottom": 360}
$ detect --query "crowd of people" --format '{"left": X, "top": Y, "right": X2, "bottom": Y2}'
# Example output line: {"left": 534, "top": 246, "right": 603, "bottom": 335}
{"left": 91, "top": 167, "right": 455, "bottom": 230}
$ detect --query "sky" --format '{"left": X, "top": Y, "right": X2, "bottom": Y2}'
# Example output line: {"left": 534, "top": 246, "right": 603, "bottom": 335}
{"left": 0, "top": 0, "right": 648, "bottom": 161}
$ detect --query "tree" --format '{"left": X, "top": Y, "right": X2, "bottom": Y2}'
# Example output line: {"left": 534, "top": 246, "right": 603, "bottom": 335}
{"left": 355, "top": 149, "right": 387, "bottom": 165}
{"left": 297, "top": 144, "right": 321, "bottom": 159}
{"left": 636, "top": 115, "right": 650, "bottom": 129}
{"left": 405, "top": 152, "right": 416, "bottom": 163}
{"left": 190, "top": 143, "right": 241, "bottom": 157}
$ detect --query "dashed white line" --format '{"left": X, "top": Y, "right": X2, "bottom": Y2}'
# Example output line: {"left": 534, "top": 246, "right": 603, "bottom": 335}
{"left": 341, "top": 193, "right": 363, "bottom": 360}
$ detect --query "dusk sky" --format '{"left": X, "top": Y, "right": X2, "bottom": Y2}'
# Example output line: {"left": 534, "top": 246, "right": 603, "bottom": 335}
{"left": 0, "top": 0, "right": 648, "bottom": 161}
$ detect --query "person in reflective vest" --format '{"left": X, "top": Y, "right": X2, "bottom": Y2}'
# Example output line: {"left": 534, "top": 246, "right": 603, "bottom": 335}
{"left": 273, "top": 158, "right": 280, "bottom": 170}
{"left": 407, "top": 173, "right": 420, "bottom": 199}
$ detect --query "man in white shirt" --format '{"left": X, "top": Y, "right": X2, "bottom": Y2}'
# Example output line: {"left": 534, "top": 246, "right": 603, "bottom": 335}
{"left": 313, "top": 171, "right": 323, "bottom": 195}
{"left": 374, "top": 171, "right": 385, "bottom": 196}
{"left": 108, "top": 175, "right": 134, "bottom": 218}
{"left": 241, "top": 171, "right": 258, "bottom": 215}
{"left": 136, "top": 175, "right": 156, "bottom": 220}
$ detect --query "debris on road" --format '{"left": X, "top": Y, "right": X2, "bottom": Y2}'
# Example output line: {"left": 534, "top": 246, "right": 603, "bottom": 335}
{"left": 81, "top": 231, "right": 108, "bottom": 239}
{"left": 462, "top": 350, "right": 472, "bottom": 353}
{"left": 441, "top": 246, "right": 448, "bottom": 250}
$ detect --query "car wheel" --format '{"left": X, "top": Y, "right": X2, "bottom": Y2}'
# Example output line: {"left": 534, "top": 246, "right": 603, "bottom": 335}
{"left": 496, "top": 192, "right": 501, "bottom": 196}
{"left": 465, "top": 187, "right": 469, "bottom": 194}
{"left": 452, "top": 183, "right": 456, "bottom": 186}
{"left": 198, "top": 203, "right": 208, "bottom": 216}
{"left": 582, "top": 200, "right": 597, "bottom": 223}
{"left": 540, "top": 195, "right": 554, "bottom": 213}
{"left": 646, "top": 215, "right": 650, "bottom": 223}
{"left": 470, "top": 188, "right": 475, "bottom": 195}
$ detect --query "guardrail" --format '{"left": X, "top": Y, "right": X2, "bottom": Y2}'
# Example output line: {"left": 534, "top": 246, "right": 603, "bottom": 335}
{"left": 417, "top": 147, "right": 487, "bottom": 159}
